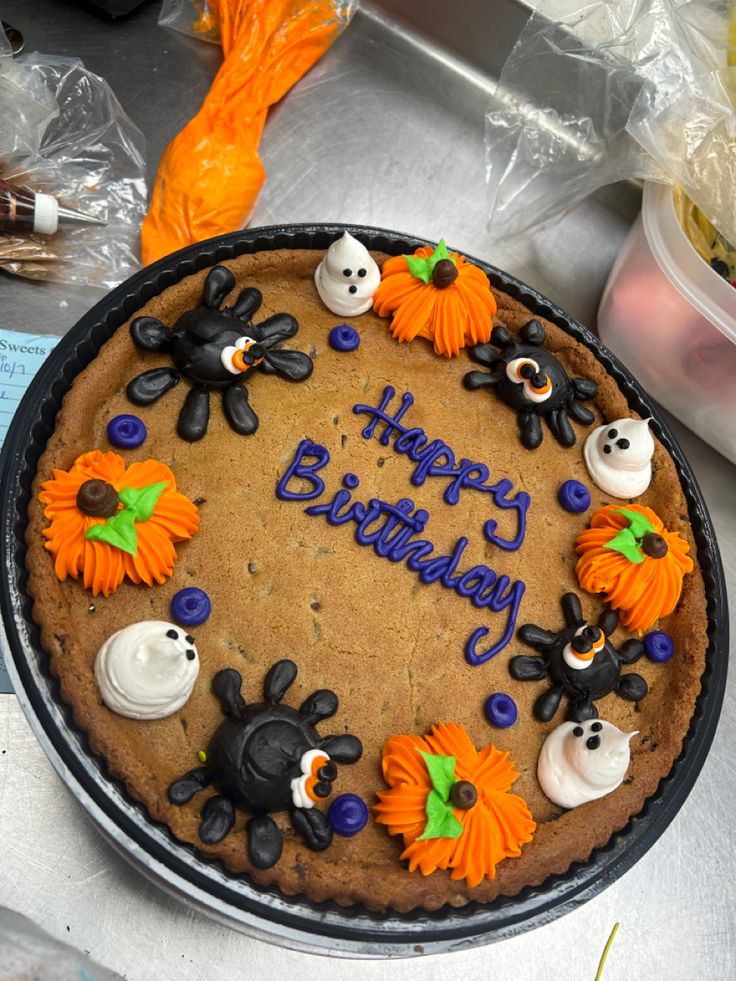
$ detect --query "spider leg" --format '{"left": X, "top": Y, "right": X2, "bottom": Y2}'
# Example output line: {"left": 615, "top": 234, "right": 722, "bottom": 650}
{"left": 203, "top": 265, "right": 235, "bottom": 310}
{"left": 228, "top": 286, "right": 262, "bottom": 321}
{"left": 258, "top": 313, "right": 299, "bottom": 344}
{"left": 491, "top": 325, "right": 514, "bottom": 349}
{"left": 263, "top": 659, "right": 297, "bottom": 703}
{"left": 548, "top": 407, "right": 576, "bottom": 447}
{"left": 199, "top": 795, "right": 236, "bottom": 844}
{"left": 518, "top": 624, "right": 558, "bottom": 649}
{"left": 178, "top": 384, "right": 210, "bottom": 442}
{"left": 223, "top": 384, "right": 259, "bottom": 435}
{"left": 319, "top": 734, "right": 363, "bottom": 763}
{"left": 130, "top": 316, "right": 172, "bottom": 352}
{"left": 299, "top": 689, "right": 338, "bottom": 725}
{"left": 127, "top": 368, "right": 180, "bottom": 406}
{"left": 534, "top": 683, "right": 565, "bottom": 722}
{"left": 468, "top": 342, "right": 502, "bottom": 367}
{"left": 246, "top": 814, "right": 283, "bottom": 869}
{"left": 568, "top": 693, "right": 597, "bottom": 722}
{"left": 168, "top": 766, "right": 212, "bottom": 805}
{"left": 618, "top": 673, "right": 648, "bottom": 701}
{"left": 261, "top": 348, "right": 313, "bottom": 381}
{"left": 619, "top": 639, "right": 645, "bottom": 665}
{"left": 463, "top": 369, "right": 499, "bottom": 391}
{"left": 291, "top": 807, "right": 332, "bottom": 852}
{"left": 568, "top": 399, "right": 596, "bottom": 426}
{"left": 212, "top": 668, "right": 247, "bottom": 719}
{"left": 572, "top": 377, "right": 598, "bottom": 401}
{"left": 509, "top": 654, "right": 548, "bottom": 681}
{"left": 561, "top": 592, "right": 585, "bottom": 628}
{"left": 598, "top": 608, "right": 619, "bottom": 637}
{"left": 519, "top": 319, "right": 545, "bottom": 346}
{"left": 519, "top": 411, "right": 543, "bottom": 449}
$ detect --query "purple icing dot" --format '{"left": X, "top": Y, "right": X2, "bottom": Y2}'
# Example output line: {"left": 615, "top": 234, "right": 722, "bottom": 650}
{"left": 328, "top": 793, "right": 369, "bottom": 836}
{"left": 484, "top": 692, "right": 518, "bottom": 728}
{"left": 107, "top": 414, "right": 147, "bottom": 449}
{"left": 644, "top": 630, "right": 674, "bottom": 663}
{"left": 342, "top": 472, "right": 359, "bottom": 489}
{"left": 329, "top": 324, "right": 360, "bottom": 352}
{"left": 558, "top": 479, "right": 591, "bottom": 514}
{"left": 171, "top": 587, "right": 211, "bottom": 627}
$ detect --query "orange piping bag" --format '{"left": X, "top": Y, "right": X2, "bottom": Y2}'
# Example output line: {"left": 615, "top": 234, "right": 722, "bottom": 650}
{"left": 142, "top": 0, "right": 355, "bottom": 264}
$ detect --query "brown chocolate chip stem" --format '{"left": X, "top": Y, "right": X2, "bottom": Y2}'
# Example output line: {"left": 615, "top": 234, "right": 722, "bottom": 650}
{"left": 641, "top": 532, "right": 668, "bottom": 558}
{"left": 432, "top": 258, "right": 458, "bottom": 289}
{"left": 76, "top": 479, "right": 119, "bottom": 517}
{"left": 449, "top": 779, "right": 477, "bottom": 810}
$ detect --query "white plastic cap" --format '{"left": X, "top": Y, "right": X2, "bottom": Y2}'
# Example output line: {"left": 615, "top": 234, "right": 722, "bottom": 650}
{"left": 33, "top": 193, "right": 58, "bottom": 235}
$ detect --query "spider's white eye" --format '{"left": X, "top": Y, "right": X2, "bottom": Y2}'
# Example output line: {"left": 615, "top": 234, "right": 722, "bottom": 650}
{"left": 563, "top": 625, "right": 605, "bottom": 671}
{"left": 506, "top": 356, "right": 553, "bottom": 403}
{"left": 221, "top": 336, "right": 261, "bottom": 374}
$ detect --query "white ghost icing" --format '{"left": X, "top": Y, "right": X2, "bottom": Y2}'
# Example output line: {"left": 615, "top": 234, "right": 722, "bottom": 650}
{"left": 314, "top": 231, "right": 381, "bottom": 317}
{"left": 583, "top": 417, "right": 654, "bottom": 499}
{"left": 538, "top": 719, "right": 637, "bottom": 809}
{"left": 95, "top": 620, "right": 199, "bottom": 720}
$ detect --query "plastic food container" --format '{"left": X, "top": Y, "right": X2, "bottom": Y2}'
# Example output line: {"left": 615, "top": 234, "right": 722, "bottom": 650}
{"left": 598, "top": 181, "right": 736, "bottom": 463}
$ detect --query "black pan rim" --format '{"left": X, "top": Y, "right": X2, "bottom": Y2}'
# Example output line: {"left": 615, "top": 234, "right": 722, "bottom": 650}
{"left": 0, "top": 222, "right": 728, "bottom": 956}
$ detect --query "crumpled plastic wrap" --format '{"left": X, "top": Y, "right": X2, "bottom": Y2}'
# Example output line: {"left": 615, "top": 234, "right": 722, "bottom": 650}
{"left": 0, "top": 52, "right": 146, "bottom": 287}
{"left": 142, "top": 0, "right": 357, "bottom": 264}
{"left": 159, "top": 0, "right": 221, "bottom": 43}
{"left": 486, "top": 0, "right": 736, "bottom": 245}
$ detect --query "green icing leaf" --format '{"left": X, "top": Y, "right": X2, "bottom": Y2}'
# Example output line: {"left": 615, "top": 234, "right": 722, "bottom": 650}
{"left": 615, "top": 508, "right": 655, "bottom": 539}
{"left": 604, "top": 508, "right": 656, "bottom": 563}
{"left": 84, "top": 480, "right": 168, "bottom": 555}
{"left": 420, "top": 751, "right": 456, "bottom": 800}
{"left": 404, "top": 239, "right": 456, "bottom": 284}
{"left": 119, "top": 481, "right": 167, "bottom": 522}
{"left": 417, "top": 789, "right": 464, "bottom": 840}
{"left": 85, "top": 507, "right": 138, "bottom": 554}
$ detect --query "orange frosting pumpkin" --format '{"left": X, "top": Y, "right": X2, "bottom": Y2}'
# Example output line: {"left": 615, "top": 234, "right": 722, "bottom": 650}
{"left": 372, "top": 242, "right": 497, "bottom": 358}
{"left": 373, "top": 722, "right": 535, "bottom": 887}
{"left": 575, "top": 504, "right": 694, "bottom": 633}
{"left": 39, "top": 450, "right": 200, "bottom": 597}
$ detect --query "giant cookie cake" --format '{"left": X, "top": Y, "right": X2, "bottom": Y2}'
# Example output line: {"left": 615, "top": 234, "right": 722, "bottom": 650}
{"left": 25, "top": 233, "right": 707, "bottom": 913}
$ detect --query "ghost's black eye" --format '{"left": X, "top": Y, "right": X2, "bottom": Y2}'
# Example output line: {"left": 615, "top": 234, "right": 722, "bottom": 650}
{"left": 349, "top": 285, "right": 357, "bottom": 294}
{"left": 608, "top": 429, "right": 618, "bottom": 439}
{"left": 586, "top": 735, "right": 601, "bottom": 750}
{"left": 603, "top": 445, "right": 612, "bottom": 455}
{"left": 166, "top": 629, "right": 179, "bottom": 640}
{"left": 343, "top": 268, "right": 352, "bottom": 277}
{"left": 573, "top": 726, "right": 584, "bottom": 737}
{"left": 358, "top": 268, "right": 366, "bottom": 277}
{"left": 185, "top": 634, "right": 195, "bottom": 644}
{"left": 591, "top": 721, "right": 603, "bottom": 732}
{"left": 617, "top": 438, "right": 630, "bottom": 449}
{"left": 186, "top": 649, "right": 196, "bottom": 661}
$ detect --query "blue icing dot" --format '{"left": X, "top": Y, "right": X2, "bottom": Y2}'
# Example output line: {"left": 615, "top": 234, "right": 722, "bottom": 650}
{"left": 107, "top": 414, "right": 147, "bottom": 449}
{"left": 329, "top": 324, "right": 360, "bottom": 352}
{"left": 644, "top": 630, "right": 674, "bottom": 663}
{"left": 484, "top": 692, "right": 518, "bottom": 728}
{"left": 558, "top": 479, "right": 591, "bottom": 514}
{"left": 342, "top": 472, "right": 359, "bottom": 489}
{"left": 328, "top": 793, "right": 368, "bottom": 836}
{"left": 171, "top": 587, "right": 211, "bottom": 627}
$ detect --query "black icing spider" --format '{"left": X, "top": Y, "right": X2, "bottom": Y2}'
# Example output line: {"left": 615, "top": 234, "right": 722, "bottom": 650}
{"left": 126, "top": 265, "right": 313, "bottom": 441}
{"left": 168, "top": 660, "right": 363, "bottom": 870}
{"left": 509, "top": 592, "right": 647, "bottom": 723}
{"left": 463, "top": 320, "right": 597, "bottom": 449}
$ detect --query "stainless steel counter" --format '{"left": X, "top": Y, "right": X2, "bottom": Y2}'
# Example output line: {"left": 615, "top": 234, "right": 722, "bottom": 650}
{"left": 0, "top": 1, "right": 734, "bottom": 978}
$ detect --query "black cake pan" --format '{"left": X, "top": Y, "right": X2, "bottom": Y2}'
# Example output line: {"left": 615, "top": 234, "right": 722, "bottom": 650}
{"left": 0, "top": 224, "right": 728, "bottom": 957}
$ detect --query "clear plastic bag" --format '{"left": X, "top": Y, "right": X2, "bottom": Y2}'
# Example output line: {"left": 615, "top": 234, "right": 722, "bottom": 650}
{"left": 0, "top": 53, "right": 146, "bottom": 288}
{"left": 486, "top": 0, "right": 736, "bottom": 244}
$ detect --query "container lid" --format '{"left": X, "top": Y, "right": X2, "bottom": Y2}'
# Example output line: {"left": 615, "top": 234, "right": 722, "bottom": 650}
{"left": 642, "top": 182, "right": 736, "bottom": 344}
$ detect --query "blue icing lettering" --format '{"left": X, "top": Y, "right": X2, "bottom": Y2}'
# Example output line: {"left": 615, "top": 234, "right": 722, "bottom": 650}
{"left": 353, "top": 386, "right": 530, "bottom": 550}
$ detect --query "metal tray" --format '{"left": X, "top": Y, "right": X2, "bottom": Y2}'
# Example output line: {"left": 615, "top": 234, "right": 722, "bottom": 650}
{"left": 0, "top": 224, "right": 728, "bottom": 957}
